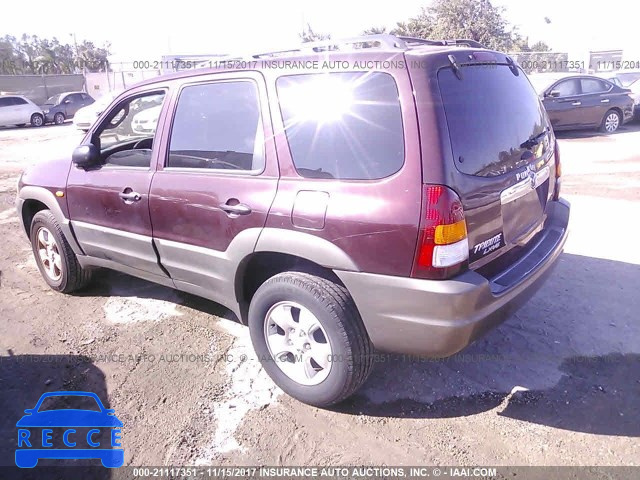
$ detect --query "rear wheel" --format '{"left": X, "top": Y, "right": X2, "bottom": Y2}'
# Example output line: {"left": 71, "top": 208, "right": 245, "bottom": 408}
{"left": 53, "top": 112, "right": 65, "bottom": 125}
{"left": 30, "top": 113, "right": 43, "bottom": 127}
{"left": 248, "top": 272, "right": 374, "bottom": 407}
{"left": 600, "top": 109, "right": 621, "bottom": 133}
{"left": 30, "top": 210, "right": 92, "bottom": 293}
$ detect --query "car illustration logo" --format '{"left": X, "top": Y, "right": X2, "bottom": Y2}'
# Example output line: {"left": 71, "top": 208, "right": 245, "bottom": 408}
{"left": 15, "top": 391, "right": 123, "bottom": 468}
{"left": 527, "top": 165, "right": 537, "bottom": 189}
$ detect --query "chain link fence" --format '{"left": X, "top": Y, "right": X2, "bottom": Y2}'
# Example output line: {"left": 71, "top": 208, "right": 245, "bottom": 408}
{"left": 0, "top": 74, "right": 85, "bottom": 105}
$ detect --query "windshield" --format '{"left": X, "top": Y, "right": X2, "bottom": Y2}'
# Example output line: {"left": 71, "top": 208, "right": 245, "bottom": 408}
{"left": 94, "top": 92, "right": 120, "bottom": 109}
{"left": 38, "top": 395, "right": 101, "bottom": 412}
{"left": 45, "top": 94, "right": 62, "bottom": 105}
{"left": 439, "top": 64, "right": 550, "bottom": 177}
{"left": 526, "top": 76, "right": 560, "bottom": 94}
{"left": 617, "top": 72, "right": 640, "bottom": 87}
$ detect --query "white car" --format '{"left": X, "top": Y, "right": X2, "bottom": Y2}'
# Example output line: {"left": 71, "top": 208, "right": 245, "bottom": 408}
{"left": 73, "top": 90, "right": 122, "bottom": 132}
{"left": 131, "top": 104, "right": 161, "bottom": 134}
{"left": 0, "top": 95, "right": 44, "bottom": 128}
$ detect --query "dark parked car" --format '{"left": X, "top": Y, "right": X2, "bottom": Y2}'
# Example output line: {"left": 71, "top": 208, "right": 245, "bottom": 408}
{"left": 528, "top": 73, "right": 634, "bottom": 133}
{"left": 16, "top": 35, "right": 569, "bottom": 407}
{"left": 42, "top": 91, "right": 95, "bottom": 125}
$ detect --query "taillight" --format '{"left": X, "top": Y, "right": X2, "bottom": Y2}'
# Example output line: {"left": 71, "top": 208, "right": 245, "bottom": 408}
{"left": 553, "top": 140, "right": 561, "bottom": 201}
{"left": 412, "top": 185, "right": 469, "bottom": 280}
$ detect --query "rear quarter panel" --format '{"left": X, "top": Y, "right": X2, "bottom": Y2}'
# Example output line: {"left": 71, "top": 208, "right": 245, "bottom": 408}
{"left": 261, "top": 53, "right": 422, "bottom": 277}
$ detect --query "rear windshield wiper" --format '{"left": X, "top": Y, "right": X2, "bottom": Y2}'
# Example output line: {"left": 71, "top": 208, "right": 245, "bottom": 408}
{"left": 520, "top": 127, "right": 549, "bottom": 150}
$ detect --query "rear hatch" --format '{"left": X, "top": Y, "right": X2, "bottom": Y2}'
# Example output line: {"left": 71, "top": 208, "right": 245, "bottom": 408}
{"left": 435, "top": 56, "right": 557, "bottom": 271}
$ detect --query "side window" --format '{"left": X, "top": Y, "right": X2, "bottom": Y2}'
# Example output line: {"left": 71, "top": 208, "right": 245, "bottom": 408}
{"left": 94, "top": 91, "right": 166, "bottom": 168}
{"left": 0, "top": 97, "right": 11, "bottom": 107}
{"left": 554, "top": 79, "right": 580, "bottom": 97}
{"left": 581, "top": 79, "right": 609, "bottom": 94}
{"left": 276, "top": 72, "right": 404, "bottom": 180}
{"left": 13, "top": 97, "right": 28, "bottom": 105}
{"left": 167, "top": 81, "right": 264, "bottom": 172}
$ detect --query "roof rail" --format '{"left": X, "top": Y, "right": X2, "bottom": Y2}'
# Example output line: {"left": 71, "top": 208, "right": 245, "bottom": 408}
{"left": 210, "top": 34, "right": 487, "bottom": 64}
{"left": 396, "top": 36, "right": 486, "bottom": 49}
{"left": 252, "top": 34, "right": 408, "bottom": 58}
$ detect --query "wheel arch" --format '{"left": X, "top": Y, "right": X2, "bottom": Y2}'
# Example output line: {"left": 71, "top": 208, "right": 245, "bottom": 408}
{"left": 18, "top": 186, "right": 83, "bottom": 254}
{"left": 234, "top": 229, "right": 359, "bottom": 324}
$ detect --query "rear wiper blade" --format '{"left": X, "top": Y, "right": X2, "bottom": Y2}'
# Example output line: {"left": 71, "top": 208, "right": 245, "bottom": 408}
{"left": 520, "top": 127, "right": 549, "bottom": 150}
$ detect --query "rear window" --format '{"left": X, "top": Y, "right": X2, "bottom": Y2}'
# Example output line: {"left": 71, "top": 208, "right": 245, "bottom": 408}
{"left": 438, "top": 65, "right": 549, "bottom": 177}
{"left": 277, "top": 72, "right": 404, "bottom": 180}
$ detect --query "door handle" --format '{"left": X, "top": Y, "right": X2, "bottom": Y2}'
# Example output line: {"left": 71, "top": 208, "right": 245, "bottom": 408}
{"left": 601, "top": 99, "right": 610, "bottom": 103}
{"left": 119, "top": 191, "right": 142, "bottom": 202}
{"left": 571, "top": 101, "right": 582, "bottom": 106}
{"left": 219, "top": 202, "right": 252, "bottom": 215}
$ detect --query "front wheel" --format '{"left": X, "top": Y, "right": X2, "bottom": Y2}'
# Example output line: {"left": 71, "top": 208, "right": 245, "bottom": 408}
{"left": 30, "top": 113, "right": 43, "bottom": 127}
{"left": 30, "top": 210, "right": 92, "bottom": 293}
{"left": 600, "top": 109, "right": 621, "bottom": 133}
{"left": 248, "top": 272, "right": 374, "bottom": 407}
{"left": 53, "top": 112, "right": 65, "bottom": 125}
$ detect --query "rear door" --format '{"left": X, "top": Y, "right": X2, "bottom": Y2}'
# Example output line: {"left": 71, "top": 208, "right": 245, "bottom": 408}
{"left": 2, "top": 97, "right": 22, "bottom": 124}
{"left": 148, "top": 72, "right": 279, "bottom": 305}
{"left": 435, "top": 60, "right": 557, "bottom": 270}
{"left": 579, "top": 78, "right": 612, "bottom": 126}
{"left": 13, "top": 97, "right": 32, "bottom": 123}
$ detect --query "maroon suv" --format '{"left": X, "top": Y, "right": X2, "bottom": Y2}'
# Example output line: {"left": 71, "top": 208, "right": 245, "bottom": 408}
{"left": 16, "top": 35, "right": 569, "bottom": 407}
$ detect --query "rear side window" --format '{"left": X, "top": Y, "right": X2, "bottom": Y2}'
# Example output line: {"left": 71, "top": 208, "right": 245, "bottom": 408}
{"left": 581, "top": 79, "right": 609, "bottom": 94}
{"left": 277, "top": 72, "right": 404, "bottom": 180}
{"left": 168, "top": 81, "right": 264, "bottom": 172}
{"left": 438, "top": 65, "right": 549, "bottom": 177}
{"left": 0, "top": 97, "right": 11, "bottom": 107}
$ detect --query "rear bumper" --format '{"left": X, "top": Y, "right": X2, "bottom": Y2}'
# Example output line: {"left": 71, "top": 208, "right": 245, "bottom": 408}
{"left": 335, "top": 199, "right": 570, "bottom": 357}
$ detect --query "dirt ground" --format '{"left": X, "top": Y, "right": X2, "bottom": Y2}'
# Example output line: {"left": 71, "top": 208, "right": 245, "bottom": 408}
{"left": 0, "top": 121, "right": 638, "bottom": 469}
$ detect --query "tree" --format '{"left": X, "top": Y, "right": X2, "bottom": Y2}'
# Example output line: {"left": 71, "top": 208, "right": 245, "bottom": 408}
{"left": 530, "top": 41, "right": 551, "bottom": 52}
{"left": 299, "top": 24, "right": 331, "bottom": 43}
{"left": 361, "top": 26, "right": 388, "bottom": 35}
{"left": 390, "top": 0, "right": 527, "bottom": 52}
{"left": 0, "top": 34, "right": 110, "bottom": 74}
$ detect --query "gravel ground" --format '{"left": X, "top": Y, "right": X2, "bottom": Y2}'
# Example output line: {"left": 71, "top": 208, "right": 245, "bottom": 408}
{"left": 0, "top": 121, "right": 638, "bottom": 469}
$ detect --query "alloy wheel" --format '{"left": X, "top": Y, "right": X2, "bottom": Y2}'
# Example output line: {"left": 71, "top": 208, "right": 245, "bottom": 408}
{"left": 263, "top": 301, "right": 332, "bottom": 385}
{"left": 36, "top": 227, "right": 62, "bottom": 281}
{"left": 605, "top": 113, "right": 620, "bottom": 132}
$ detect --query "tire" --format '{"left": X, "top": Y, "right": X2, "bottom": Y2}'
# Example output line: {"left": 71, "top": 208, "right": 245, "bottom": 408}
{"left": 53, "top": 112, "right": 65, "bottom": 125}
{"left": 600, "top": 109, "right": 621, "bottom": 133}
{"left": 248, "top": 271, "right": 374, "bottom": 407}
{"left": 30, "top": 113, "right": 43, "bottom": 127}
{"left": 30, "top": 210, "right": 92, "bottom": 293}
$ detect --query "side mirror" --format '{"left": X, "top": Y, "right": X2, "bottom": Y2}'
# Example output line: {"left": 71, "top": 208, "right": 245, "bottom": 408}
{"left": 546, "top": 90, "right": 561, "bottom": 98}
{"left": 63, "top": 99, "right": 71, "bottom": 104}
{"left": 72, "top": 144, "right": 101, "bottom": 168}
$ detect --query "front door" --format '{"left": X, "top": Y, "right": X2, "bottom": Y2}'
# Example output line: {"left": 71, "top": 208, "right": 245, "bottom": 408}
{"left": 148, "top": 74, "right": 279, "bottom": 307}
{"left": 66, "top": 89, "right": 170, "bottom": 279}
{"left": 543, "top": 78, "right": 583, "bottom": 129}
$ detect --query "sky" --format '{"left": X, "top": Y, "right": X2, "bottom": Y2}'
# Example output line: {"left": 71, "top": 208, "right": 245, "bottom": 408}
{"left": 2, "top": 0, "right": 639, "bottom": 63}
